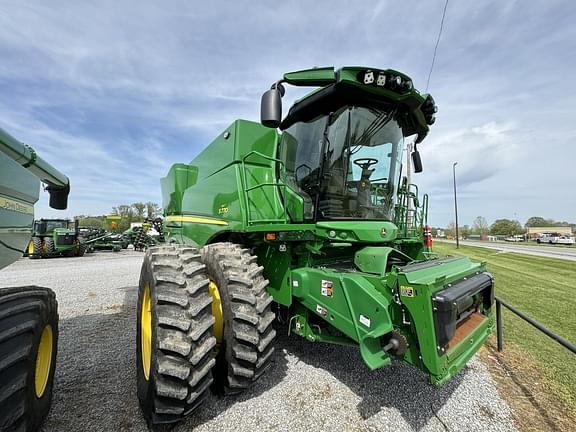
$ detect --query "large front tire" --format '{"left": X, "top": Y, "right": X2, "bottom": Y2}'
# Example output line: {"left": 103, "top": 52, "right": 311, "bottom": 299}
{"left": 44, "top": 238, "right": 55, "bottom": 257}
{"left": 201, "top": 243, "right": 276, "bottom": 394}
{"left": 0, "top": 286, "right": 58, "bottom": 432}
{"left": 137, "top": 246, "right": 216, "bottom": 426}
{"left": 28, "top": 237, "right": 43, "bottom": 259}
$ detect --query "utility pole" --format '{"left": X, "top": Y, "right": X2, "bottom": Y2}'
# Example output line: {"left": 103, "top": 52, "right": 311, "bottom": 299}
{"left": 453, "top": 162, "right": 459, "bottom": 248}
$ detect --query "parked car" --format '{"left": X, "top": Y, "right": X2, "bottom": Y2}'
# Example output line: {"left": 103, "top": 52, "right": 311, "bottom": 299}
{"left": 505, "top": 235, "right": 524, "bottom": 242}
{"left": 537, "top": 233, "right": 575, "bottom": 245}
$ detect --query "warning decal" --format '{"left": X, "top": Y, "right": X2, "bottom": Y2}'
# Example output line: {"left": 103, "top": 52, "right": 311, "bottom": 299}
{"left": 321, "top": 280, "right": 333, "bottom": 297}
{"left": 400, "top": 286, "right": 415, "bottom": 297}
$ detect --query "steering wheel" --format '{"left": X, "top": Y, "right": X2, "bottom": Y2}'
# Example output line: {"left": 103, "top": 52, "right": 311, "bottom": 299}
{"left": 353, "top": 158, "right": 378, "bottom": 170}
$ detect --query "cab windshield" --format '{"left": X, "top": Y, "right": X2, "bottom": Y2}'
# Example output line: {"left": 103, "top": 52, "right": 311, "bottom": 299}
{"left": 280, "top": 106, "right": 404, "bottom": 221}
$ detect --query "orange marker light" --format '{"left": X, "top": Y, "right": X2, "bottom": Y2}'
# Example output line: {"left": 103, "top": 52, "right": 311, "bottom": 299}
{"left": 265, "top": 233, "right": 276, "bottom": 241}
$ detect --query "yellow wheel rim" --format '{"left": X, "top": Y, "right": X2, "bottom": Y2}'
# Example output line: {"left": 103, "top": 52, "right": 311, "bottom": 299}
{"left": 28, "top": 240, "right": 34, "bottom": 255}
{"left": 208, "top": 281, "right": 223, "bottom": 343}
{"left": 141, "top": 284, "right": 152, "bottom": 381}
{"left": 34, "top": 324, "right": 53, "bottom": 398}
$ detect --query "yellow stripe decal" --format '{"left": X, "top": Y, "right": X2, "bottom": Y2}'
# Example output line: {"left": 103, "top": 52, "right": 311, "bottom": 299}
{"left": 0, "top": 195, "right": 34, "bottom": 215}
{"left": 166, "top": 215, "right": 229, "bottom": 226}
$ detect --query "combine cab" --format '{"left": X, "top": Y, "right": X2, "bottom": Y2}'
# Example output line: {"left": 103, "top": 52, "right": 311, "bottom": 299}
{"left": 136, "top": 66, "right": 495, "bottom": 425}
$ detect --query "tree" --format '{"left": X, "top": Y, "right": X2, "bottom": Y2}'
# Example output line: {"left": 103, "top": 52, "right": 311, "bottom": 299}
{"left": 490, "top": 219, "right": 523, "bottom": 236}
{"left": 472, "top": 216, "right": 489, "bottom": 235}
{"left": 445, "top": 221, "right": 456, "bottom": 238}
{"left": 145, "top": 202, "right": 160, "bottom": 219}
{"left": 460, "top": 224, "right": 471, "bottom": 239}
{"left": 132, "top": 202, "right": 146, "bottom": 219}
{"left": 525, "top": 216, "right": 550, "bottom": 227}
{"left": 525, "top": 216, "right": 572, "bottom": 228}
{"left": 112, "top": 205, "right": 134, "bottom": 230}
{"left": 75, "top": 215, "right": 105, "bottom": 228}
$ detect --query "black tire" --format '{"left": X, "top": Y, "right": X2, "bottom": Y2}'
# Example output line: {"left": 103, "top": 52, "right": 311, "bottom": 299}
{"left": 137, "top": 245, "right": 216, "bottom": 426}
{"left": 29, "top": 238, "right": 43, "bottom": 260}
{"left": 44, "top": 238, "right": 55, "bottom": 256}
{"left": 537, "top": 239, "right": 541, "bottom": 244}
{"left": 0, "top": 286, "right": 58, "bottom": 432}
{"left": 201, "top": 243, "right": 276, "bottom": 394}
{"left": 76, "top": 243, "right": 86, "bottom": 257}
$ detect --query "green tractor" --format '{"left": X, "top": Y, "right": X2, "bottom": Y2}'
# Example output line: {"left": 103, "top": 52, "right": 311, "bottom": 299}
{"left": 27, "top": 218, "right": 86, "bottom": 258}
{"left": 0, "top": 127, "right": 69, "bottom": 430}
{"left": 136, "top": 66, "right": 494, "bottom": 425}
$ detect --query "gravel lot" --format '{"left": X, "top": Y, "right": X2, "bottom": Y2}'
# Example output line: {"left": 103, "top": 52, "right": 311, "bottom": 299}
{"left": 0, "top": 251, "right": 517, "bottom": 432}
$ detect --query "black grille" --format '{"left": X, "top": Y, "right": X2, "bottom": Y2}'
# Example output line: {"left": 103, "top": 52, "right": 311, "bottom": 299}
{"left": 56, "top": 235, "right": 75, "bottom": 245}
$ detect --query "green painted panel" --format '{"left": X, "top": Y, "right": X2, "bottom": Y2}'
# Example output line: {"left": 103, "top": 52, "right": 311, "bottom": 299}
{"left": 0, "top": 151, "right": 39, "bottom": 269}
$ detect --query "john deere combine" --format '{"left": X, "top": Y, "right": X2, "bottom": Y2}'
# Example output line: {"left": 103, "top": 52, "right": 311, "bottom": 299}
{"left": 0, "top": 127, "right": 69, "bottom": 430}
{"left": 137, "top": 66, "right": 494, "bottom": 425}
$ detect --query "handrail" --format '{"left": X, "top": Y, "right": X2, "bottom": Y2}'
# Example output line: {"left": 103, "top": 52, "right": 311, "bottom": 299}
{"left": 495, "top": 297, "right": 576, "bottom": 354}
{"left": 394, "top": 182, "right": 427, "bottom": 239}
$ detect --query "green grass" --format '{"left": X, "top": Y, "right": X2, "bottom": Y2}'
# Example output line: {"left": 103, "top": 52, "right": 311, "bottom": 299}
{"left": 433, "top": 242, "right": 576, "bottom": 408}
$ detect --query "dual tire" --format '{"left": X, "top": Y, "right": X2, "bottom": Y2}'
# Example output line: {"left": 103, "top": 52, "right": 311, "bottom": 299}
{"left": 136, "top": 243, "right": 276, "bottom": 426}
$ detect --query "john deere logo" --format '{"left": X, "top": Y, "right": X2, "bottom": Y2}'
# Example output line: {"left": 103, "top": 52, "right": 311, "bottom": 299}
{"left": 381, "top": 228, "right": 387, "bottom": 237}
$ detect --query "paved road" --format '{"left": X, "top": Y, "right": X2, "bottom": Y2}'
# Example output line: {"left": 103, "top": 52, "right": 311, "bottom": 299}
{"left": 0, "top": 251, "right": 516, "bottom": 432}
{"left": 441, "top": 240, "right": 576, "bottom": 261}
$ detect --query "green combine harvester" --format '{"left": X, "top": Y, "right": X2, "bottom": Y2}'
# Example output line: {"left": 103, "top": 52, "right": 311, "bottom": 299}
{"left": 136, "top": 66, "right": 494, "bottom": 425}
{"left": 0, "top": 127, "right": 69, "bottom": 430}
{"left": 27, "top": 218, "right": 85, "bottom": 258}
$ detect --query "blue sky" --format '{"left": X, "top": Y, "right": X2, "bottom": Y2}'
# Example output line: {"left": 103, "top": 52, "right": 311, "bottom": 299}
{"left": 1, "top": 0, "right": 575, "bottom": 227}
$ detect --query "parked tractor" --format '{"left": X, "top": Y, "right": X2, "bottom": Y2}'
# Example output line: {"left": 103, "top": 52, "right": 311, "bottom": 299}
{"left": 0, "top": 127, "right": 69, "bottom": 430}
{"left": 136, "top": 66, "right": 494, "bottom": 425}
{"left": 27, "top": 218, "right": 85, "bottom": 258}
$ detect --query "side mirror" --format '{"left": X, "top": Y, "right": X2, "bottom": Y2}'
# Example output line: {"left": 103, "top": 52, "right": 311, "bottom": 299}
{"left": 412, "top": 150, "right": 423, "bottom": 173}
{"left": 260, "top": 84, "right": 284, "bottom": 128}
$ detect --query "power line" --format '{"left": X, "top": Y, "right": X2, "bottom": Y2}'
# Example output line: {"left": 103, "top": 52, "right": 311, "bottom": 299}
{"left": 426, "top": 0, "right": 450, "bottom": 92}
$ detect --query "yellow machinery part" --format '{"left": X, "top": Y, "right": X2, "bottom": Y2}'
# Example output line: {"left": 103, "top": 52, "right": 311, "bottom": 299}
{"left": 34, "top": 324, "right": 53, "bottom": 398}
{"left": 141, "top": 284, "right": 152, "bottom": 381}
{"left": 208, "top": 281, "right": 223, "bottom": 343}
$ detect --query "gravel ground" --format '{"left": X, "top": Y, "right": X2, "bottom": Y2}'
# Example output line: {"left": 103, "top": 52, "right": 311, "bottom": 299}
{"left": 0, "top": 251, "right": 517, "bottom": 432}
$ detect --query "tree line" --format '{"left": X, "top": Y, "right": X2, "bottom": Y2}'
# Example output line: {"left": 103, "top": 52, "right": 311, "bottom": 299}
{"left": 436, "top": 216, "right": 575, "bottom": 238}
{"left": 75, "top": 202, "right": 161, "bottom": 231}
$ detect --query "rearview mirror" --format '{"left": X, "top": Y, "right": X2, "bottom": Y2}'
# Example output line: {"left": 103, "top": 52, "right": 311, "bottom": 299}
{"left": 260, "top": 84, "right": 284, "bottom": 128}
{"left": 412, "top": 150, "right": 423, "bottom": 173}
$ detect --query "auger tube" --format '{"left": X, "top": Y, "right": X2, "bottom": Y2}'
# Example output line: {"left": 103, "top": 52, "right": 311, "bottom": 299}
{"left": 0, "top": 127, "right": 70, "bottom": 209}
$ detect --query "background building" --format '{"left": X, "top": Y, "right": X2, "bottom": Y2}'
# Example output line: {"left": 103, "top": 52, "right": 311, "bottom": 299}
{"left": 526, "top": 226, "right": 573, "bottom": 240}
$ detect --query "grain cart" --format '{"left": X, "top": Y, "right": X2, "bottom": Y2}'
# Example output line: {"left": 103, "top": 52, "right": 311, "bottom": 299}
{"left": 27, "top": 218, "right": 85, "bottom": 258}
{"left": 0, "top": 127, "right": 69, "bottom": 431}
{"left": 136, "top": 66, "right": 494, "bottom": 425}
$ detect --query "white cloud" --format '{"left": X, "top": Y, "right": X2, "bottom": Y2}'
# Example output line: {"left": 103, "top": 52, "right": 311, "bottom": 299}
{"left": 0, "top": 0, "right": 574, "bottom": 227}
